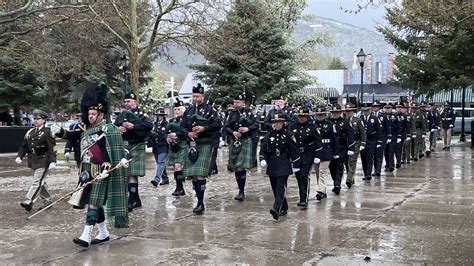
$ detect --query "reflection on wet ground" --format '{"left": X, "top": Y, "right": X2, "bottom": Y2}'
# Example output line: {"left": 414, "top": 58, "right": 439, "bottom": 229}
{"left": 0, "top": 145, "right": 472, "bottom": 264}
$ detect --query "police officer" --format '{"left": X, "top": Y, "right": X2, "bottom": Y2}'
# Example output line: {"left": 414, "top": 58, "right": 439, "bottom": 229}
{"left": 439, "top": 101, "right": 456, "bottom": 150}
{"left": 344, "top": 103, "right": 366, "bottom": 188}
{"left": 313, "top": 106, "right": 338, "bottom": 201}
{"left": 15, "top": 110, "right": 57, "bottom": 211}
{"left": 167, "top": 98, "right": 188, "bottom": 196}
{"left": 402, "top": 104, "right": 415, "bottom": 164}
{"left": 395, "top": 102, "right": 408, "bottom": 168}
{"left": 288, "top": 107, "right": 318, "bottom": 208}
{"left": 371, "top": 101, "right": 390, "bottom": 176}
{"left": 259, "top": 112, "right": 301, "bottom": 220}
{"left": 179, "top": 83, "right": 222, "bottom": 214}
{"left": 225, "top": 92, "right": 259, "bottom": 202}
{"left": 425, "top": 103, "right": 440, "bottom": 156}
{"left": 328, "top": 104, "right": 355, "bottom": 195}
{"left": 114, "top": 92, "right": 153, "bottom": 212}
{"left": 149, "top": 108, "right": 169, "bottom": 187}
{"left": 383, "top": 103, "right": 399, "bottom": 172}
{"left": 359, "top": 103, "right": 382, "bottom": 181}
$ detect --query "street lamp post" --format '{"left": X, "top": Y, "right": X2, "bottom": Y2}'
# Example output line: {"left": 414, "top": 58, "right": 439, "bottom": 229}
{"left": 357, "top": 48, "right": 367, "bottom": 109}
{"left": 119, "top": 53, "right": 130, "bottom": 94}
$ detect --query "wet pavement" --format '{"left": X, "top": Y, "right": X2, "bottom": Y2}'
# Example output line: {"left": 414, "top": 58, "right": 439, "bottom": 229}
{"left": 0, "top": 142, "right": 473, "bottom": 264}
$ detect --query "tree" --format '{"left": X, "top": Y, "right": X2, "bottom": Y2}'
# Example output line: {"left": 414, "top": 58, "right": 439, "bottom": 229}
{"left": 327, "top": 57, "right": 347, "bottom": 70}
{"left": 378, "top": 0, "right": 473, "bottom": 95}
{"left": 190, "top": 0, "right": 311, "bottom": 103}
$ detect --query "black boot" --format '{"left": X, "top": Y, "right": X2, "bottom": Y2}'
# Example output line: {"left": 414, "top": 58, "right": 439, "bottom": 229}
{"left": 171, "top": 173, "right": 179, "bottom": 196}
{"left": 234, "top": 171, "right": 246, "bottom": 202}
{"left": 193, "top": 179, "right": 206, "bottom": 214}
{"left": 127, "top": 183, "right": 141, "bottom": 212}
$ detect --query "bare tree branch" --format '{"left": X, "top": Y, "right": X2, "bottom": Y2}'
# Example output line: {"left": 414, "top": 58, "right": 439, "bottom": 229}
{"left": 108, "top": 0, "right": 132, "bottom": 35}
{"left": 0, "top": 0, "right": 32, "bottom": 17}
{"left": 0, "top": 4, "right": 88, "bottom": 25}
{"left": 88, "top": 4, "right": 130, "bottom": 51}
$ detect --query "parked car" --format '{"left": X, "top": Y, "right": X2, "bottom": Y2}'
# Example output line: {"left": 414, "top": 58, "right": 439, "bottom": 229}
{"left": 453, "top": 107, "right": 474, "bottom": 134}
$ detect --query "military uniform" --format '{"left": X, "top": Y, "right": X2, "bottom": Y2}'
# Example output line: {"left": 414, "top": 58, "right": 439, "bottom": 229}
{"left": 288, "top": 107, "right": 318, "bottom": 208}
{"left": 225, "top": 93, "right": 259, "bottom": 202}
{"left": 426, "top": 104, "right": 440, "bottom": 155}
{"left": 411, "top": 106, "right": 427, "bottom": 161}
{"left": 149, "top": 108, "right": 169, "bottom": 187}
{"left": 439, "top": 102, "right": 455, "bottom": 150}
{"left": 260, "top": 113, "right": 301, "bottom": 220}
{"left": 402, "top": 108, "right": 415, "bottom": 164}
{"left": 359, "top": 104, "right": 382, "bottom": 180}
{"left": 16, "top": 110, "right": 57, "bottom": 211}
{"left": 179, "top": 83, "right": 222, "bottom": 214}
{"left": 383, "top": 104, "right": 399, "bottom": 172}
{"left": 344, "top": 104, "right": 366, "bottom": 187}
{"left": 263, "top": 95, "right": 294, "bottom": 131}
{"left": 329, "top": 105, "right": 355, "bottom": 195}
{"left": 313, "top": 107, "right": 338, "bottom": 200}
{"left": 114, "top": 92, "right": 153, "bottom": 212}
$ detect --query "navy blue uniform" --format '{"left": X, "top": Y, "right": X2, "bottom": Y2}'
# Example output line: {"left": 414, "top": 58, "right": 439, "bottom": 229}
{"left": 395, "top": 112, "right": 408, "bottom": 167}
{"left": 329, "top": 117, "right": 355, "bottom": 193}
{"left": 359, "top": 113, "right": 382, "bottom": 179}
{"left": 373, "top": 111, "right": 390, "bottom": 176}
{"left": 384, "top": 112, "right": 399, "bottom": 171}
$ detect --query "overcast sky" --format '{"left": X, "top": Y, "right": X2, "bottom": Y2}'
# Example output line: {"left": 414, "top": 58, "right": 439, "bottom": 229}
{"left": 304, "top": 0, "right": 390, "bottom": 32}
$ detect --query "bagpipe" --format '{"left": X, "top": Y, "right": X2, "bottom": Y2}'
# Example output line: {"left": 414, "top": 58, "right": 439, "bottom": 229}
{"left": 190, "top": 91, "right": 221, "bottom": 128}
{"left": 116, "top": 89, "right": 155, "bottom": 138}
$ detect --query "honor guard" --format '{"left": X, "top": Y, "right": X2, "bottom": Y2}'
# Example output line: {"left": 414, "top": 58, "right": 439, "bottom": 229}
{"left": 114, "top": 92, "right": 153, "bottom": 212}
{"left": 359, "top": 103, "right": 382, "bottom": 181}
{"left": 51, "top": 83, "right": 129, "bottom": 248}
{"left": 344, "top": 103, "right": 366, "bottom": 188}
{"left": 149, "top": 108, "right": 169, "bottom": 187}
{"left": 178, "top": 83, "right": 222, "bottom": 214}
{"left": 395, "top": 102, "right": 409, "bottom": 168}
{"left": 313, "top": 106, "right": 338, "bottom": 200}
{"left": 225, "top": 92, "right": 259, "bottom": 202}
{"left": 288, "top": 107, "right": 319, "bottom": 208}
{"left": 383, "top": 103, "right": 399, "bottom": 172}
{"left": 439, "top": 101, "right": 455, "bottom": 150}
{"left": 371, "top": 101, "right": 390, "bottom": 177}
{"left": 402, "top": 104, "right": 415, "bottom": 164}
{"left": 411, "top": 104, "right": 427, "bottom": 161}
{"left": 328, "top": 104, "right": 355, "bottom": 195}
{"left": 259, "top": 112, "right": 301, "bottom": 220}
{"left": 16, "top": 110, "right": 57, "bottom": 211}
{"left": 167, "top": 98, "right": 188, "bottom": 196}
{"left": 425, "top": 103, "right": 440, "bottom": 155}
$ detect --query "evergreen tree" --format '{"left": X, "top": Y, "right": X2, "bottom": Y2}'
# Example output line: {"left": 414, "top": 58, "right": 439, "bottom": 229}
{"left": 190, "top": 0, "right": 310, "bottom": 103}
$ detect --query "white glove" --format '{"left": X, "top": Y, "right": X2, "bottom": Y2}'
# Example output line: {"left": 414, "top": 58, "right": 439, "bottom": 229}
{"left": 314, "top": 157, "right": 321, "bottom": 164}
{"left": 98, "top": 169, "right": 109, "bottom": 179}
{"left": 260, "top": 160, "right": 267, "bottom": 167}
{"left": 64, "top": 152, "right": 70, "bottom": 161}
{"left": 333, "top": 155, "right": 340, "bottom": 159}
{"left": 50, "top": 124, "right": 61, "bottom": 135}
{"left": 397, "top": 138, "right": 402, "bottom": 143}
{"left": 437, "top": 126, "right": 441, "bottom": 130}
{"left": 359, "top": 146, "right": 365, "bottom": 151}
{"left": 347, "top": 150, "right": 354, "bottom": 156}
{"left": 430, "top": 129, "right": 436, "bottom": 132}
{"left": 119, "top": 158, "right": 130, "bottom": 168}
{"left": 412, "top": 135, "right": 416, "bottom": 138}
{"left": 48, "top": 162, "right": 57, "bottom": 170}
{"left": 449, "top": 124, "right": 453, "bottom": 128}
{"left": 406, "top": 137, "right": 411, "bottom": 141}
{"left": 15, "top": 157, "right": 22, "bottom": 164}
{"left": 292, "top": 168, "right": 300, "bottom": 173}
{"left": 386, "top": 139, "right": 392, "bottom": 144}
{"left": 376, "top": 144, "right": 382, "bottom": 148}
{"left": 422, "top": 134, "right": 426, "bottom": 138}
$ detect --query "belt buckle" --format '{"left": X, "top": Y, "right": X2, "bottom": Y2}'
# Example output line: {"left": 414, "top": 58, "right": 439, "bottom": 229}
{"left": 276, "top": 149, "right": 280, "bottom": 156}
{"left": 299, "top": 147, "right": 304, "bottom": 153}
{"left": 124, "top": 141, "right": 129, "bottom": 146}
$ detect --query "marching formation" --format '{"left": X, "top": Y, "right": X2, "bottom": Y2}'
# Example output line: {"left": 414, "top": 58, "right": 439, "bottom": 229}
{"left": 14, "top": 82, "right": 457, "bottom": 248}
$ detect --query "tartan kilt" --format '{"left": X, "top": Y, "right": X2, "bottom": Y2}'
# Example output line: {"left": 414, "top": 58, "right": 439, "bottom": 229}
{"left": 227, "top": 138, "right": 254, "bottom": 171}
{"left": 183, "top": 138, "right": 212, "bottom": 177}
{"left": 167, "top": 140, "right": 187, "bottom": 166}
{"left": 124, "top": 143, "right": 146, "bottom": 177}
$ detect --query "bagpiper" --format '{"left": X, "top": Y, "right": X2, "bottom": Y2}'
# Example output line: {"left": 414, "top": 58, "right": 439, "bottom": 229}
{"left": 167, "top": 98, "right": 188, "bottom": 196}
{"left": 178, "top": 83, "right": 222, "bottom": 214}
{"left": 224, "top": 92, "right": 259, "bottom": 202}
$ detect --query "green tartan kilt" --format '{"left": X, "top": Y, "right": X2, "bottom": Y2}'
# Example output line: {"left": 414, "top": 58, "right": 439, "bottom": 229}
{"left": 81, "top": 163, "right": 107, "bottom": 207}
{"left": 167, "top": 140, "right": 187, "bottom": 166}
{"left": 124, "top": 143, "right": 146, "bottom": 177}
{"left": 183, "top": 139, "right": 212, "bottom": 177}
{"left": 227, "top": 138, "right": 254, "bottom": 171}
